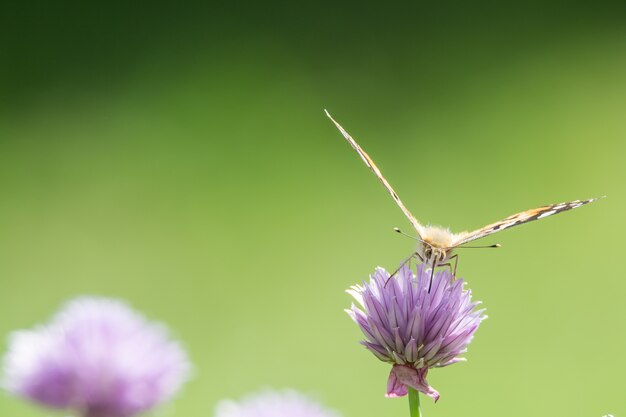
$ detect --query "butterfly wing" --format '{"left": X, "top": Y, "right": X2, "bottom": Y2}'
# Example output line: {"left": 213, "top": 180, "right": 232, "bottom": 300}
{"left": 325, "top": 110, "right": 426, "bottom": 237}
{"left": 452, "top": 197, "right": 602, "bottom": 247}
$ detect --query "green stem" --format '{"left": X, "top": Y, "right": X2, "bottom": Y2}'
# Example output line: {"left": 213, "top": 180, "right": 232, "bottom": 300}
{"left": 408, "top": 387, "right": 422, "bottom": 417}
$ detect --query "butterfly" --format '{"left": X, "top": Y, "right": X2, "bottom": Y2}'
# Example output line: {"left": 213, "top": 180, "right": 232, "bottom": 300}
{"left": 325, "top": 110, "right": 602, "bottom": 289}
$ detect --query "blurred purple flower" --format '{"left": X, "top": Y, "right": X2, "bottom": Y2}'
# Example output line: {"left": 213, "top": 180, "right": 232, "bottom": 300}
{"left": 346, "top": 264, "right": 486, "bottom": 402}
{"left": 2, "top": 297, "right": 191, "bottom": 417}
{"left": 214, "top": 389, "right": 341, "bottom": 417}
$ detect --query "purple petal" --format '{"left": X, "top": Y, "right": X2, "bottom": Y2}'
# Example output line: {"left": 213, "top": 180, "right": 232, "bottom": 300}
{"left": 367, "top": 318, "right": 395, "bottom": 351}
{"left": 421, "top": 337, "right": 444, "bottom": 361}
{"left": 405, "top": 306, "right": 423, "bottom": 343}
{"left": 392, "top": 327, "right": 405, "bottom": 353}
{"left": 433, "top": 357, "right": 466, "bottom": 368}
{"left": 346, "top": 307, "right": 378, "bottom": 343}
{"left": 404, "top": 338, "right": 418, "bottom": 363}
{"left": 361, "top": 341, "right": 392, "bottom": 362}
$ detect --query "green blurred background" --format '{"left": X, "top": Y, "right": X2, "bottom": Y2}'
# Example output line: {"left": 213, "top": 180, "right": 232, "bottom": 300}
{"left": 1, "top": 1, "right": 625, "bottom": 417}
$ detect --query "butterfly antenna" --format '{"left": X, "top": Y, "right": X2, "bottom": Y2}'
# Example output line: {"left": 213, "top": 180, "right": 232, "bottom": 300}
{"left": 393, "top": 227, "right": 419, "bottom": 240}
{"left": 394, "top": 227, "right": 430, "bottom": 246}
{"left": 456, "top": 244, "right": 501, "bottom": 249}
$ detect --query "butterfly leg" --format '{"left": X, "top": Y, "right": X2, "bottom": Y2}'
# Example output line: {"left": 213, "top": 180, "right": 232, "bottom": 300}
{"left": 385, "top": 252, "right": 422, "bottom": 287}
{"left": 428, "top": 255, "right": 459, "bottom": 281}
{"left": 449, "top": 254, "right": 459, "bottom": 278}
{"left": 434, "top": 255, "right": 460, "bottom": 279}
{"left": 391, "top": 252, "right": 422, "bottom": 277}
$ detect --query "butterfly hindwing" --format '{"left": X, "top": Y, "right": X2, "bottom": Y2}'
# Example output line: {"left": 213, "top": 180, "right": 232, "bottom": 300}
{"left": 453, "top": 197, "right": 601, "bottom": 247}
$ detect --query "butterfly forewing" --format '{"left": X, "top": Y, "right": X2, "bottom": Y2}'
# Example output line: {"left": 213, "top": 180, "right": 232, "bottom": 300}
{"left": 326, "top": 110, "right": 602, "bottom": 258}
{"left": 325, "top": 110, "right": 426, "bottom": 237}
{"left": 452, "top": 198, "right": 601, "bottom": 247}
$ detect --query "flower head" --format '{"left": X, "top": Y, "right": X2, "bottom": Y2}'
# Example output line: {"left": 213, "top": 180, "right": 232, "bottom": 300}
{"left": 346, "top": 264, "right": 485, "bottom": 402}
{"left": 214, "top": 389, "right": 341, "bottom": 417}
{"left": 2, "top": 297, "right": 191, "bottom": 417}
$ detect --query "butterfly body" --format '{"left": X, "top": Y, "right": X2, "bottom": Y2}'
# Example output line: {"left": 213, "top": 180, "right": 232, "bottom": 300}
{"left": 419, "top": 226, "right": 457, "bottom": 265}
{"left": 325, "top": 109, "right": 602, "bottom": 275}
{"left": 422, "top": 226, "right": 458, "bottom": 249}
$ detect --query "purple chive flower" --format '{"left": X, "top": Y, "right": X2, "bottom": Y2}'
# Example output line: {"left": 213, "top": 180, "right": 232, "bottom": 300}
{"left": 346, "top": 264, "right": 486, "bottom": 402}
{"left": 214, "top": 389, "right": 341, "bottom": 417}
{"left": 2, "top": 297, "right": 191, "bottom": 417}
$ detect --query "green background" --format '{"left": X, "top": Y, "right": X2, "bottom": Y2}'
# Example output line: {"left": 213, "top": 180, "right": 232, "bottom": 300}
{"left": 1, "top": 1, "right": 625, "bottom": 417}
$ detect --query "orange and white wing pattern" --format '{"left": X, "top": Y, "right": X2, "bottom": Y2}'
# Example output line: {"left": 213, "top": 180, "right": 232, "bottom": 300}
{"left": 452, "top": 197, "right": 603, "bottom": 247}
{"left": 325, "top": 110, "right": 426, "bottom": 238}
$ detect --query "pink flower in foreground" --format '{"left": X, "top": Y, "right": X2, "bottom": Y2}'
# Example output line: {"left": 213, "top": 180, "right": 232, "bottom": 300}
{"left": 346, "top": 264, "right": 485, "bottom": 402}
{"left": 2, "top": 297, "right": 191, "bottom": 417}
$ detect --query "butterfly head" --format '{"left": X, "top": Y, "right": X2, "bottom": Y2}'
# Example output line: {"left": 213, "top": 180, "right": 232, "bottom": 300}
{"left": 421, "top": 244, "right": 450, "bottom": 266}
